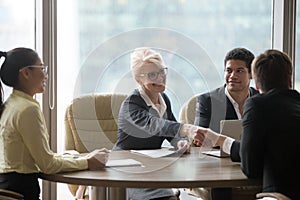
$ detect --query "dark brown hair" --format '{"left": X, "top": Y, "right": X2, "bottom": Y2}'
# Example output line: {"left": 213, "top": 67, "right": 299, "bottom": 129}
{"left": 252, "top": 49, "right": 292, "bottom": 92}
{"left": 0, "top": 47, "right": 39, "bottom": 117}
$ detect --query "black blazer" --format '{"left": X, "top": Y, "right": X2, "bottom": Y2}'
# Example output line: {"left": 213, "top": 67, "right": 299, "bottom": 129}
{"left": 194, "top": 85, "right": 258, "bottom": 132}
{"left": 113, "top": 89, "right": 182, "bottom": 150}
{"left": 231, "top": 89, "right": 300, "bottom": 199}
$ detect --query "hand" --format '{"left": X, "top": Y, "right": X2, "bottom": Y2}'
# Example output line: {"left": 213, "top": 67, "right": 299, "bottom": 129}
{"left": 177, "top": 140, "right": 191, "bottom": 154}
{"left": 193, "top": 127, "right": 221, "bottom": 147}
{"left": 85, "top": 148, "right": 110, "bottom": 170}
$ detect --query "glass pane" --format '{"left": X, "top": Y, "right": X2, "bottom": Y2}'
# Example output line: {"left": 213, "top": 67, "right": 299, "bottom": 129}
{"left": 57, "top": 1, "right": 272, "bottom": 198}
{"left": 0, "top": 0, "right": 39, "bottom": 197}
{"left": 57, "top": 0, "right": 272, "bottom": 123}
{"left": 0, "top": 0, "right": 35, "bottom": 100}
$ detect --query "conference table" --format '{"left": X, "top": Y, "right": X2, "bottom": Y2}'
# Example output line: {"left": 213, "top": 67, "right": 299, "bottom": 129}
{"left": 40, "top": 147, "right": 261, "bottom": 200}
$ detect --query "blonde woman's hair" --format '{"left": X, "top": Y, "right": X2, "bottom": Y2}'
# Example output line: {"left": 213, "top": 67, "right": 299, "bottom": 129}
{"left": 130, "top": 47, "right": 165, "bottom": 76}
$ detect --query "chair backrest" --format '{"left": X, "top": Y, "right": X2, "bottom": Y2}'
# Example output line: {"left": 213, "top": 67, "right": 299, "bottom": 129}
{"left": 64, "top": 93, "right": 127, "bottom": 153}
{"left": 0, "top": 189, "right": 24, "bottom": 200}
{"left": 179, "top": 94, "right": 198, "bottom": 124}
{"left": 256, "top": 192, "right": 291, "bottom": 200}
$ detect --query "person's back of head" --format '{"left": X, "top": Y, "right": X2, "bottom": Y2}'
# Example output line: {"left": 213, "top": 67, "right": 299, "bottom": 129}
{"left": 224, "top": 47, "right": 255, "bottom": 73}
{"left": 251, "top": 49, "right": 292, "bottom": 93}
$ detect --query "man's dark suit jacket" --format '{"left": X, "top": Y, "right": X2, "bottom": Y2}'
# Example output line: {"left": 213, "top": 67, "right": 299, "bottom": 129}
{"left": 194, "top": 85, "right": 258, "bottom": 200}
{"left": 194, "top": 84, "right": 258, "bottom": 132}
{"left": 231, "top": 89, "right": 300, "bottom": 199}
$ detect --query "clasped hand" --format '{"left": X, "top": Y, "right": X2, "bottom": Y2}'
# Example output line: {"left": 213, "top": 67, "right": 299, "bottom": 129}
{"left": 177, "top": 140, "right": 191, "bottom": 154}
{"left": 190, "top": 127, "right": 221, "bottom": 148}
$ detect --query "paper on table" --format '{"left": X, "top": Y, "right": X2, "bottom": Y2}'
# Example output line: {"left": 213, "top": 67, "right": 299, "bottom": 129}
{"left": 130, "top": 148, "right": 178, "bottom": 158}
{"left": 106, "top": 159, "right": 142, "bottom": 167}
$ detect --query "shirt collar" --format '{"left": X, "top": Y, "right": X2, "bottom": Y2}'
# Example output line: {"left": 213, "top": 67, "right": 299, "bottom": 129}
{"left": 12, "top": 89, "right": 40, "bottom": 105}
{"left": 138, "top": 87, "right": 167, "bottom": 118}
{"left": 224, "top": 86, "right": 250, "bottom": 119}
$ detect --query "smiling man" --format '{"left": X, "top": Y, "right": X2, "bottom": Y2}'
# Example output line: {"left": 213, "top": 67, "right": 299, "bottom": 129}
{"left": 194, "top": 47, "right": 258, "bottom": 133}
{"left": 194, "top": 47, "right": 259, "bottom": 200}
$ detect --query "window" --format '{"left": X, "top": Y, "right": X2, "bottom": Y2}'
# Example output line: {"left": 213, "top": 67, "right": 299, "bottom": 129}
{"left": 0, "top": 0, "right": 47, "bottom": 198}
{"left": 0, "top": 0, "right": 35, "bottom": 100}
{"left": 57, "top": 1, "right": 272, "bottom": 199}
{"left": 57, "top": 0, "right": 272, "bottom": 130}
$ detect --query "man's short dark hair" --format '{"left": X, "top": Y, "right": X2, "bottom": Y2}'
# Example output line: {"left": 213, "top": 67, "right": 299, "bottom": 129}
{"left": 252, "top": 49, "right": 292, "bottom": 92}
{"left": 224, "top": 47, "right": 255, "bottom": 73}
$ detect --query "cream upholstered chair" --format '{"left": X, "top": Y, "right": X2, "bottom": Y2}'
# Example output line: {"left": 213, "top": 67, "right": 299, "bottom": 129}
{"left": 0, "top": 189, "right": 24, "bottom": 200}
{"left": 179, "top": 94, "right": 211, "bottom": 200}
{"left": 64, "top": 93, "right": 127, "bottom": 200}
{"left": 179, "top": 94, "right": 198, "bottom": 125}
{"left": 256, "top": 192, "right": 291, "bottom": 200}
{"left": 65, "top": 93, "right": 127, "bottom": 152}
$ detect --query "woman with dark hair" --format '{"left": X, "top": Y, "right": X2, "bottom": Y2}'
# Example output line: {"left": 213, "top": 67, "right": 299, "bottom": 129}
{"left": 0, "top": 48, "right": 109, "bottom": 200}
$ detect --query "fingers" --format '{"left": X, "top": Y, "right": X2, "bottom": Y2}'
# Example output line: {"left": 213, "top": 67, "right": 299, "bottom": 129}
{"left": 192, "top": 127, "right": 220, "bottom": 148}
{"left": 86, "top": 149, "right": 111, "bottom": 170}
{"left": 193, "top": 137, "right": 213, "bottom": 147}
{"left": 93, "top": 148, "right": 111, "bottom": 153}
{"left": 193, "top": 129, "right": 206, "bottom": 147}
{"left": 177, "top": 140, "right": 191, "bottom": 154}
{"left": 177, "top": 140, "right": 188, "bottom": 148}
{"left": 86, "top": 148, "right": 110, "bottom": 158}
{"left": 87, "top": 153, "right": 109, "bottom": 170}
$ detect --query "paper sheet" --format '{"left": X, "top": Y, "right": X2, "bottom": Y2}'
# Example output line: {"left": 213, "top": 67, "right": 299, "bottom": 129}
{"left": 106, "top": 159, "right": 142, "bottom": 167}
{"left": 130, "top": 149, "right": 177, "bottom": 158}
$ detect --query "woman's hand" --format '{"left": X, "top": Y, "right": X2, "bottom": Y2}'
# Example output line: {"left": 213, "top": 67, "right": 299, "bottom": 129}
{"left": 177, "top": 140, "right": 191, "bottom": 154}
{"left": 85, "top": 148, "right": 110, "bottom": 170}
{"left": 193, "top": 127, "right": 223, "bottom": 148}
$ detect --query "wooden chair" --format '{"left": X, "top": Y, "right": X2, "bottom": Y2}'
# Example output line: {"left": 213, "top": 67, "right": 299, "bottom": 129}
{"left": 0, "top": 189, "right": 24, "bottom": 200}
{"left": 64, "top": 93, "right": 127, "bottom": 199}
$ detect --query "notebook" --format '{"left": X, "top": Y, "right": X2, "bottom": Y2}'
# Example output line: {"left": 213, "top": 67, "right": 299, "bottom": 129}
{"left": 202, "top": 119, "right": 242, "bottom": 158}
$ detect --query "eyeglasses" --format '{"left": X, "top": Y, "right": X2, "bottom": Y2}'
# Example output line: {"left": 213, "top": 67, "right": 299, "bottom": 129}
{"left": 139, "top": 67, "right": 168, "bottom": 81}
{"left": 19, "top": 65, "right": 48, "bottom": 74}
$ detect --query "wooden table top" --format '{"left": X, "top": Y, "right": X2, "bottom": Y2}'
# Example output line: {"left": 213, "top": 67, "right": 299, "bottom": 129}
{"left": 40, "top": 147, "right": 261, "bottom": 188}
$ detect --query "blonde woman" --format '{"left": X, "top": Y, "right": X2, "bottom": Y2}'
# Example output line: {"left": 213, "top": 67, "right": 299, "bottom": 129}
{"left": 113, "top": 47, "right": 199, "bottom": 200}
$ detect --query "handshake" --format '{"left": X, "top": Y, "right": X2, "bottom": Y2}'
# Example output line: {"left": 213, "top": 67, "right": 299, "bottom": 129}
{"left": 182, "top": 125, "right": 226, "bottom": 148}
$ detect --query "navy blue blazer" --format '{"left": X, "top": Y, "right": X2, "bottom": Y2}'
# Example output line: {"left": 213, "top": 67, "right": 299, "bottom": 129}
{"left": 194, "top": 85, "right": 258, "bottom": 132}
{"left": 231, "top": 89, "right": 300, "bottom": 199}
{"left": 113, "top": 89, "right": 182, "bottom": 150}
